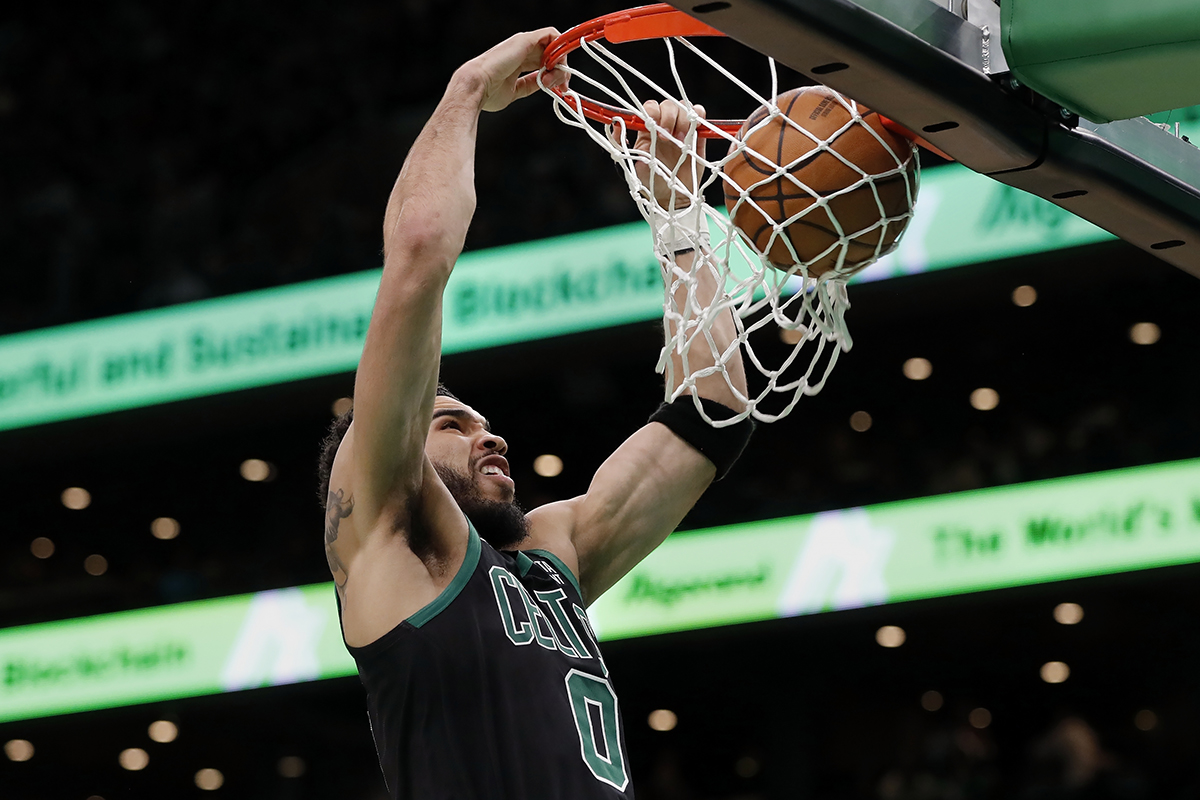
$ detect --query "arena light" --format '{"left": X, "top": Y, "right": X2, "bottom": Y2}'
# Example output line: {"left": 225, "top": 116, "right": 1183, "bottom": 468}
{"left": 1041, "top": 661, "right": 1070, "bottom": 683}
{"left": 875, "top": 625, "right": 906, "bottom": 647}
{"left": 970, "top": 387, "right": 999, "bottom": 410}
{"left": 278, "top": 756, "right": 307, "bottom": 778}
{"left": 148, "top": 720, "right": 177, "bottom": 743}
{"left": 969, "top": 708, "right": 992, "bottom": 729}
{"left": 61, "top": 487, "right": 91, "bottom": 510}
{"left": 1134, "top": 709, "right": 1158, "bottom": 731}
{"left": 30, "top": 537, "right": 54, "bottom": 559}
{"left": 119, "top": 747, "right": 148, "bottom": 771}
{"left": 849, "top": 411, "right": 873, "bottom": 432}
{"left": 902, "top": 357, "right": 932, "bottom": 380}
{"left": 647, "top": 709, "right": 677, "bottom": 731}
{"left": 1129, "top": 322, "right": 1161, "bottom": 344}
{"left": 239, "top": 459, "right": 273, "bottom": 482}
{"left": 533, "top": 454, "right": 564, "bottom": 478}
{"left": 195, "top": 768, "right": 224, "bottom": 790}
{"left": 84, "top": 555, "right": 108, "bottom": 576}
{"left": 921, "top": 690, "right": 943, "bottom": 711}
{"left": 331, "top": 397, "right": 353, "bottom": 416}
{"left": 1012, "top": 285, "right": 1038, "bottom": 306}
{"left": 150, "top": 517, "right": 180, "bottom": 540}
{"left": 4, "top": 739, "right": 33, "bottom": 761}
{"left": 1053, "top": 602, "right": 1084, "bottom": 625}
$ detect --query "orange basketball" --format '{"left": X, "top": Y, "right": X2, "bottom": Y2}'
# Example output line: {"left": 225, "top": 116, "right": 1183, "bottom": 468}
{"left": 722, "top": 86, "right": 917, "bottom": 276}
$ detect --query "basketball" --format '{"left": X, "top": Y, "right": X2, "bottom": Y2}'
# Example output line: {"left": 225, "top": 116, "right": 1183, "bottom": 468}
{"left": 722, "top": 86, "right": 918, "bottom": 276}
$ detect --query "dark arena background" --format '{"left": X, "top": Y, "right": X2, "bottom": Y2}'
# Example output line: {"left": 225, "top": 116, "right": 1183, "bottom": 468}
{"left": 4, "top": 2, "right": 1200, "bottom": 799}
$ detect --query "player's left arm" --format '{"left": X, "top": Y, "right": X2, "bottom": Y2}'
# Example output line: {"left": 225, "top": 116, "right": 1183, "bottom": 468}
{"left": 527, "top": 100, "right": 750, "bottom": 604}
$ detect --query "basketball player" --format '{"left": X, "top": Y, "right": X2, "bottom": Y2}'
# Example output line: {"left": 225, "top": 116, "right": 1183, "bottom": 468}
{"left": 317, "top": 29, "right": 753, "bottom": 799}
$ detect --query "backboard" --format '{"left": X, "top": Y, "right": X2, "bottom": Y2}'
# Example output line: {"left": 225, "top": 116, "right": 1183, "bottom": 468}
{"left": 668, "top": 0, "right": 1200, "bottom": 278}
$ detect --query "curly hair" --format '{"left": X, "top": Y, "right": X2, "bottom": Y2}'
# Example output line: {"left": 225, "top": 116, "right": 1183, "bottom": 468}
{"left": 317, "top": 383, "right": 460, "bottom": 507}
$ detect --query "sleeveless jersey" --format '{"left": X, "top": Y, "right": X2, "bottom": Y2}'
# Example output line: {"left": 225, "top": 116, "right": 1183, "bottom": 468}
{"left": 338, "top": 522, "right": 634, "bottom": 800}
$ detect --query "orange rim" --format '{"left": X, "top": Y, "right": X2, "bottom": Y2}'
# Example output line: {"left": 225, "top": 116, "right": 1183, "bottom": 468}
{"left": 543, "top": 3, "right": 950, "bottom": 160}
{"left": 541, "top": 4, "right": 739, "bottom": 138}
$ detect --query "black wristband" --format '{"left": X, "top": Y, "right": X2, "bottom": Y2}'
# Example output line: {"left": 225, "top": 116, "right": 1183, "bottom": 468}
{"left": 649, "top": 396, "right": 756, "bottom": 480}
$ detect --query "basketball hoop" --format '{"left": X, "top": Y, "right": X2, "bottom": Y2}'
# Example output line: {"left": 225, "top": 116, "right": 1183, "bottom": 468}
{"left": 542, "top": 5, "right": 737, "bottom": 137}
{"left": 541, "top": 4, "right": 948, "bottom": 150}
{"left": 538, "top": 4, "right": 923, "bottom": 425}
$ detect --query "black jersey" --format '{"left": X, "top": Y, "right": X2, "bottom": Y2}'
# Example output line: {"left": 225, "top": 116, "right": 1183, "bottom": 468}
{"left": 338, "top": 521, "right": 634, "bottom": 800}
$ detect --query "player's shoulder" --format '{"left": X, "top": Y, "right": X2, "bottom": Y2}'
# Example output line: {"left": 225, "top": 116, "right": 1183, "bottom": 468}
{"left": 521, "top": 499, "right": 583, "bottom": 593}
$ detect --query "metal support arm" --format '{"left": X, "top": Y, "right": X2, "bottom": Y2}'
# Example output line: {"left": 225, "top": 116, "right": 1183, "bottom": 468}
{"left": 672, "top": 0, "right": 1200, "bottom": 277}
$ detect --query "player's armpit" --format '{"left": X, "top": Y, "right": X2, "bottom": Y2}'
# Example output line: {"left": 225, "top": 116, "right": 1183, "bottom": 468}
{"left": 326, "top": 430, "right": 472, "bottom": 646}
{"left": 536, "top": 422, "right": 715, "bottom": 605}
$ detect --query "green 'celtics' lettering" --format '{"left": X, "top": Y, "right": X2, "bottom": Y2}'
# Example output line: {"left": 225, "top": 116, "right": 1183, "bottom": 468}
{"left": 490, "top": 563, "right": 611, "bottom": 676}
{"left": 564, "top": 670, "right": 629, "bottom": 791}
{"left": 489, "top": 566, "right": 565, "bottom": 652}
{"left": 514, "top": 581, "right": 558, "bottom": 652}
{"left": 489, "top": 567, "right": 533, "bottom": 645}
{"left": 490, "top": 563, "right": 626, "bottom": 791}
{"left": 574, "top": 604, "right": 609, "bottom": 677}
{"left": 536, "top": 588, "right": 584, "bottom": 658}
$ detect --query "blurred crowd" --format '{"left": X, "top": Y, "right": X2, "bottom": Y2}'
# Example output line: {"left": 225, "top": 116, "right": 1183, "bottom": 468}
{"left": 865, "top": 715, "right": 1151, "bottom": 800}
{"left": 636, "top": 704, "right": 1193, "bottom": 800}
{"left": 0, "top": 0, "right": 780, "bottom": 337}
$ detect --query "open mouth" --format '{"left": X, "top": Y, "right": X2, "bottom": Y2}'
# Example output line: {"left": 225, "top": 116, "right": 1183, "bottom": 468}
{"left": 477, "top": 455, "right": 511, "bottom": 481}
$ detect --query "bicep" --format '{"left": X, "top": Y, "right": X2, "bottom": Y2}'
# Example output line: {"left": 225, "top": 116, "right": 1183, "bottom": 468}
{"left": 570, "top": 422, "right": 715, "bottom": 602}
{"left": 327, "top": 427, "right": 470, "bottom": 591}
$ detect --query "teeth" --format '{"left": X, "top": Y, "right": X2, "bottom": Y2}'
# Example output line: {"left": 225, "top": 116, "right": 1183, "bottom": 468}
{"left": 481, "top": 466, "right": 503, "bottom": 476}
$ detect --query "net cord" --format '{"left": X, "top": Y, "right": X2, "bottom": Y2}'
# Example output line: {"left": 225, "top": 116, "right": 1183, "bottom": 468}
{"left": 538, "top": 37, "right": 918, "bottom": 426}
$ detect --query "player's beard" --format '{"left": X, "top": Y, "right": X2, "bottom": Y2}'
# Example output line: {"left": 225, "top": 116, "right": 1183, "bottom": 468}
{"left": 433, "top": 462, "right": 530, "bottom": 550}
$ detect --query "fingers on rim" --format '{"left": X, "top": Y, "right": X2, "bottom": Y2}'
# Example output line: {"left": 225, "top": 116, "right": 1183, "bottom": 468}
{"left": 513, "top": 73, "right": 543, "bottom": 101}
{"left": 644, "top": 98, "right": 707, "bottom": 131}
{"left": 529, "top": 27, "right": 560, "bottom": 46}
{"left": 660, "top": 101, "right": 679, "bottom": 132}
{"left": 522, "top": 29, "right": 560, "bottom": 70}
{"left": 641, "top": 98, "right": 709, "bottom": 138}
{"left": 541, "top": 67, "right": 569, "bottom": 89}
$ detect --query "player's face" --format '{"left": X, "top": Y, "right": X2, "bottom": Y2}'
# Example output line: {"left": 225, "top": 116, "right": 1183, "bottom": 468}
{"left": 425, "top": 396, "right": 513, "bottom": 503}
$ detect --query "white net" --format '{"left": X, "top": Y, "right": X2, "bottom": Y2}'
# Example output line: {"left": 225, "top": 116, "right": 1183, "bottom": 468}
{"left": 539, "top": 33, "right": 919, "bottom": 425}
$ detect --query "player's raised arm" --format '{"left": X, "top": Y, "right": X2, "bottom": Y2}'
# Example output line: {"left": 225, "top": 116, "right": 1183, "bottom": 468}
{"left": 324, "top": 31, "right": 563, "bottom": 607}
{"left": 527, "top": 100, "right": 752, "bottom": 603}
{"left": 349, "top": 29, "right": 562, "bottom": 518}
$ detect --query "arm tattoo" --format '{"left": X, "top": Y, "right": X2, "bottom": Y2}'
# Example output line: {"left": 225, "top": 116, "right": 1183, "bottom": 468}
{"left": 325, "top": 488, "right": 354, "bottom": 588}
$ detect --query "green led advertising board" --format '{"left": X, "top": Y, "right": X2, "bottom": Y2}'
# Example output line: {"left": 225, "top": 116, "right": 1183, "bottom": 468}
{"left": 0, "top": 161, "right": 1119, "bottom": 434}
{"left": 590, "top": 456, "right": 1200, "bottom": 639}
{"left": 3, "top": 457, "right": 1200, "bottom": 723}
{"left": 0, "top": 586, "right": 346, "bottom": 725}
